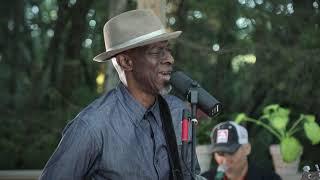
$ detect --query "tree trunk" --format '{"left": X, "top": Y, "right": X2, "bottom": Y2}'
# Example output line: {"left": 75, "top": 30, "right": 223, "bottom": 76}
{"left": 7, "top": 0, "right": 26, "bottom": 110}
{"left": 30, "top": 0, "right": 71, "bottom": 106}
{"left": 137, "top": 0, "right": 166, "bottom": 24}
{"left": 104, "top": 0, "right": 128, "bottom": 92}
{"left": 46, "top": 0, "right": 71, "bottom": 87}
{"left": 60, "top": 0, "right": 94, "bottom": 97}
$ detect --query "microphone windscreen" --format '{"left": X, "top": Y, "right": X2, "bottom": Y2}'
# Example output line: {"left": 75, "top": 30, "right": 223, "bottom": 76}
{"left": 170, "top": 71, "right": 222, "bottom": 117}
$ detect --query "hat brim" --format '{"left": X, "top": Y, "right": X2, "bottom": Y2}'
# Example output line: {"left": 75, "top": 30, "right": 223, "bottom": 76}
{"left": 93, "top": 31, "right": 182, "bottom": 62}
{"left": 211, "top": 143, "right": 241, "bottom": 154}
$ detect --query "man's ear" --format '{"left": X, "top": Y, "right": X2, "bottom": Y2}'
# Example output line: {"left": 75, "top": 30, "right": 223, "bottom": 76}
{"left": 115, "top": 54, "right": 133, "bottom": 71}
{"left": 243, "top": 144, "right": 251, "bottom": 156}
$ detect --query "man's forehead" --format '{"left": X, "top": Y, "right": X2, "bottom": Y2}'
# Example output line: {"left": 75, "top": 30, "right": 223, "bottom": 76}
{"left": 146, "top": 41, "right": 169, "bottom": 48}
{"left": 123, "top": 41, "right": 169, "bottom": 55}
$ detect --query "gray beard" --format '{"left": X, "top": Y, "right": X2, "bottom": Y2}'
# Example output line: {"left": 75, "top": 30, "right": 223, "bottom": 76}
{"left": 159, "top": 84, "right": 172, "bottom": 95}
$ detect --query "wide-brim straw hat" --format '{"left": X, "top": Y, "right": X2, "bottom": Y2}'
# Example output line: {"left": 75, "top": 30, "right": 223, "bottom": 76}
{"left": 93, "top": 9, "right": 182, "bottom": 62}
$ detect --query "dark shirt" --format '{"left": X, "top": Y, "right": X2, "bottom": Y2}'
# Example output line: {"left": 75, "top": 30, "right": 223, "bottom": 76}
{"left": 40, "top": 83, "right": 198, "bottom": 180}
{"left": 201, "top": 162, "right": 282, "bottom": 180}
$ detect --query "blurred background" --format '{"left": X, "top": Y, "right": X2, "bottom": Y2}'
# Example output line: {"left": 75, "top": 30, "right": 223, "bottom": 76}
{"left": 0, "top": 0, "right": 319, "bottom": 178}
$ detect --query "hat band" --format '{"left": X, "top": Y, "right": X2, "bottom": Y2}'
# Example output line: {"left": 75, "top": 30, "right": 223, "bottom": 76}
{"left": 105, "top": 29, "right": 166, "bottom": 52}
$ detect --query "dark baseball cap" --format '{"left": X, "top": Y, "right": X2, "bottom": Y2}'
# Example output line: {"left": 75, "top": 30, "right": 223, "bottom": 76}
{"left": 210, "top": 121, "right": 248, "bottom": 154}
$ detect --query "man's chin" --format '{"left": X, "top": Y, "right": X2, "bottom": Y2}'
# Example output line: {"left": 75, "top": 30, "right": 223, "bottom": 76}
{"left": 159, "top": 84, "right": 172, "bottom": 95}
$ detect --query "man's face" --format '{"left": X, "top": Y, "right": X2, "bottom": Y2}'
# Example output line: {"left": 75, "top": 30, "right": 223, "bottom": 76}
{"left": 130, "top": 41, "right": 174, "bottom": 95}
{"left": 214, "top": 145, "right": 250, "bottom": 178}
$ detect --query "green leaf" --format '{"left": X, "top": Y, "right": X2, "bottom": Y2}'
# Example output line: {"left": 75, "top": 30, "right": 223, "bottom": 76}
{"left": 235, "top": 113, "right": 247, "bottom": 124}
{"left": 268, "top": 107, "right": 290, "bottom": 131}
{"left": 262, "top": 105, "right": 289, "bottom": 131}
{"left": 262, "top": 104, "right": 279, "bottom": 115}
{"left": 304, "top": 120, "right": 320, "bottom": 145}
{"left": 303, "top": 114, "right": 316, "bottom": 123}
{"left": 280, "top": 137, "right": 302, "bottom": 163}
{"left": 260, "top": 114, "right": 269, "bottom": 120}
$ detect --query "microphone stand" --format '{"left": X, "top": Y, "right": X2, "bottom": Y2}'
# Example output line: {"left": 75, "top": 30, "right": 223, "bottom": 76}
{"left": 189, "top": 82, "right": 199, "bottom": 175}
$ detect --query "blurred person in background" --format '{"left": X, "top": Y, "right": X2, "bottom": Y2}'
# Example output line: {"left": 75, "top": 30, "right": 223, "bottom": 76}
{"left": 201, "top": 121, "right": 281, "bottom": 180}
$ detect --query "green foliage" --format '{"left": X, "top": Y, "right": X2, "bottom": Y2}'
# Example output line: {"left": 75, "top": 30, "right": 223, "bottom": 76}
{"left": 235, "top": 104, "right": 320, "bottom": 163}
{"left": 304, "top": 116, "right": 320, "bottom": 145}
{"left": 196, "top": 118, "right": 217, "bottom": 145}
{"left": 262, "top": 104, "right": 290, "bottom": 132}
{"left": 280, "top": 137, "right": 302, "bottom": 163}
{"left": 0, "top": 105, "right": 93, "bottom": 169}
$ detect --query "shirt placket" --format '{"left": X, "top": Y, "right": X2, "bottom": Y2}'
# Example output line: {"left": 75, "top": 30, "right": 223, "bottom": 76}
{"left": 143, "top": 111, "right": 160, "bottom": 180}
{"left": 145, "top": 111, "right": 170, "bottom": 180}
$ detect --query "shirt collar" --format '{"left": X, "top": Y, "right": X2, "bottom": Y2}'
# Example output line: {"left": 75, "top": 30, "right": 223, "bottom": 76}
{"left": 116, "top": 83, "right": 161, "bottom": 126}
{"left": 146, "top": 98, "right": 162, "bottom": 127}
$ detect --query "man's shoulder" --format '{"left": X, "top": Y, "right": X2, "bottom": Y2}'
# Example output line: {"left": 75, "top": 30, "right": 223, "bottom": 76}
{"left": 87, "top": 89, "right": 118, "bottom": 111}
{"left": 71, "top": 89, "right": 119, "bottom": 126}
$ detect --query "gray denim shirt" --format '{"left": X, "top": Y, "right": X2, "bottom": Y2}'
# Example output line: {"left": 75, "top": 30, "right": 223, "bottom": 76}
{"left": 40, "top": 83, "right": 199, "bottom": 180}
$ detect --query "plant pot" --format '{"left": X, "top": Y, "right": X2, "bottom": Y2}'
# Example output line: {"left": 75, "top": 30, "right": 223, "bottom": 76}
{"left": 269, "top": 144, "right": 301, "bottom": 179}
{"left": 196, "top": 144, "right": 212, "bottom": 173}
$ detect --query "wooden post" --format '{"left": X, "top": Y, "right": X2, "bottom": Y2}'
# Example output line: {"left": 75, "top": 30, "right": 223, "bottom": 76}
{"left": 104, "top": 0, "right": 128, "bottom": 92}
{"left": 137, "top": 0, "right": 166, "bottom": 25}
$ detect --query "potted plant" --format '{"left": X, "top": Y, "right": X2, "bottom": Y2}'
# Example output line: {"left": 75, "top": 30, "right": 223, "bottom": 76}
{"left": 235, "top": 104, "right": 320, "bottom": 176}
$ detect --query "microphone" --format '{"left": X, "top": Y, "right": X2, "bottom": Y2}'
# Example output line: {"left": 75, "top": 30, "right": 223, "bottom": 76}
{"left": 170, "top": 71, "right": 222, "bottom": 117}
{"left": 214, "top": 164, "right": 227, "bottom": 180}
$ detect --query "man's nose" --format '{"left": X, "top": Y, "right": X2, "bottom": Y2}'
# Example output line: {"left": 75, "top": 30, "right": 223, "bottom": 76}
{"left": 222, "top": 156, "right": 233, "bottom": 164}
{"left": 161, "top": 51, "right": 174, "bottom": 64}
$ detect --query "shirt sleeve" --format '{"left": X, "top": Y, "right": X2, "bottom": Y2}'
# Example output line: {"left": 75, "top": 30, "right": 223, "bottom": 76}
{"left": 39, "top": 119, "right": 100, "bottom": 180}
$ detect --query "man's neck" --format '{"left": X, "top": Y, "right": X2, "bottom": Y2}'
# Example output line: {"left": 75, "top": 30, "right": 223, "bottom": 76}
{"left": 126, "top": 84, "right": 156, "bottom": 109}
{"left": 225, "top": 162, "right": 248, "bottom": 180}
{"left": 133, "top": 91, "right": 156, "bottom": 109}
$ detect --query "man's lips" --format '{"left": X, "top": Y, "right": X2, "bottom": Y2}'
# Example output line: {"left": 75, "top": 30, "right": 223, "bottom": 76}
{"left": 159, "top": 71, "right": 172, "bottom": 81}
{"left": 159, "top": 71, "right": 172, "bottom": 76}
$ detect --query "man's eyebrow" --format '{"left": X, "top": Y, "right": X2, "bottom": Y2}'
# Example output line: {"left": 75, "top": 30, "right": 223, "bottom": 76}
{"left": 149, "top": 41, "right": 169, "bottom": 48}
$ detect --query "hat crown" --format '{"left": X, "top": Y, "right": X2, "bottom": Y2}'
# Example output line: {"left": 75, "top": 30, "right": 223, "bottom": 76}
{"left": 103, "top": 9, "right": 164, "bottom": 50}
{"left": 93, "top": 9, "right": 181, "bottom": 62}
{"left": 212, "top": 122, "right": 248, "bottom": 145}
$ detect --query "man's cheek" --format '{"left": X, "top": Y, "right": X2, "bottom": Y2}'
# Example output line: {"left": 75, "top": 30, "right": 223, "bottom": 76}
{"left": 215, "top": 157, "right": 224, "bottom": 165}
